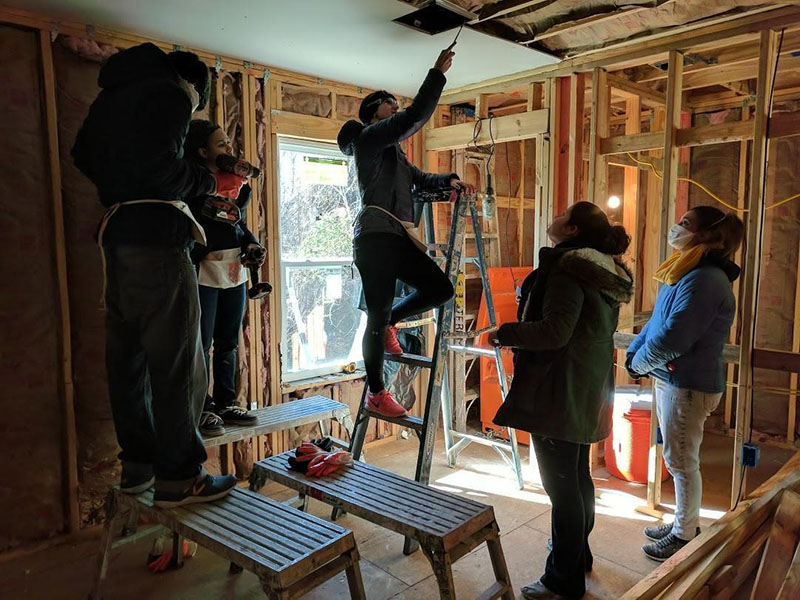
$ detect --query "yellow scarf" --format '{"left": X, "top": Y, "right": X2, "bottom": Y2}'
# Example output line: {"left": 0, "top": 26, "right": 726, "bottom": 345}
{"left": 654, "top": 244, "right": 708, "bottom": 285}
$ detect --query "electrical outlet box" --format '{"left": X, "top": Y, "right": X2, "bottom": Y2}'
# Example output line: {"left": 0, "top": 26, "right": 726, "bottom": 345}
{"left": 656, "top": 426, "right": 663, "bottom": 445}
{"left": 742, "top": 443, "right": 760, "bottom": 468}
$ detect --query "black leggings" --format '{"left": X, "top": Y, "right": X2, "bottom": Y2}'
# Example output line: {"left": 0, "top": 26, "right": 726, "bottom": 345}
{"left": 531, "top": 435, "right": 595, "bottom": 598}
{"left": 354, "top": 233, "right": 454, "bottom": 393}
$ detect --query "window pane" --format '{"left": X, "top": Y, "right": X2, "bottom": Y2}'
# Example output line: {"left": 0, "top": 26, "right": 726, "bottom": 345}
{"left": 282, "top": 263, "right": 365, "bottom": 380}
{"left": 278, "top": 141, "right": 365, "bottom": 381}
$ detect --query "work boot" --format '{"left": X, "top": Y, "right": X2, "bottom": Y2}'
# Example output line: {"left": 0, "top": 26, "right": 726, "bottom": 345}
{"left": 642, "top": 533, "right": 690, "bottom": 562}
{"left": 643, "top": 523, "right": 701, "bottom": 541}
{"left": 199, "top": 411, "right": 225, "bottom": 437}
{"left": 366, "top": 389, "right": 407, "bottom": 418}
{"left": 153, "top": 473, "right": 238, "bottom": 508}
{"left": 120, "top": 462, "right": 155, "bottom": 495}
{"left": 384, "top": 325, "right": 403, "bottom": 355}
{"left": 217, "top": 404, "right": 258, "bottom": 426}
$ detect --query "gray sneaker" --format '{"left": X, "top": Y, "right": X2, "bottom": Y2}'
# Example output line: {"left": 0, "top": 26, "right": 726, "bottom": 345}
{"left": 642, "top": 533, "right": 690, "bottom": 561}
{"left": 644, "top": 523, "right": 701, "bottom": 541}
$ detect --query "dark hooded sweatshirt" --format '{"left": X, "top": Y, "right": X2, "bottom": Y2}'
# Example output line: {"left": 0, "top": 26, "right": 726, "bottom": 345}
{"left": 72, "top": 43, "right": 215, "bottom": 247}
{"left": 337, "top": 69, "right": 457, "bottom": 241}
{"left": 493, "top": 245, "right": 634, "bottom": 444}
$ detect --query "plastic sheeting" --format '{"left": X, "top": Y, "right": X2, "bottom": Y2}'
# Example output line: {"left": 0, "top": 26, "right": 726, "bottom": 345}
{"left": 0, "top": 26, "right": 64, "bottom": 549}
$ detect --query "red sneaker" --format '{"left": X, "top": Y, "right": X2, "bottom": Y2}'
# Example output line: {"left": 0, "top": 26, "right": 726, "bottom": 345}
{"left": 385, "top": 325, "right": 403, "bottom": 355}
{"left": 366, "top": 389, "right": 407, "bottom": 418}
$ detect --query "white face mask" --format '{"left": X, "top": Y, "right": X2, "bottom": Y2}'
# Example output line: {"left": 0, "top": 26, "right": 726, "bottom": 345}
{"left": 668, "top": 224, "right": 694, "bottom": 250}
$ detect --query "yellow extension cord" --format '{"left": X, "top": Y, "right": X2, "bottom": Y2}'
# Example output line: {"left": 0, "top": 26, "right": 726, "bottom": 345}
{"left": 624, "top": 152, "right": 800, "bottom": 212}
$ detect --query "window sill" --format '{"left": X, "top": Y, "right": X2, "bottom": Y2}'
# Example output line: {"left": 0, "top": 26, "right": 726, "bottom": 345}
{"left": 281, "top": 369, "right": 366, "bottom": 394}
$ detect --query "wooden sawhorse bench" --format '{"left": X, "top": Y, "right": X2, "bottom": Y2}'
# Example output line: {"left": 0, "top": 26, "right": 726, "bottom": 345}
{"left": 251, "top": 452, "right": 514, "bottom": 600}
{"left": 90, "top": 486, "right": 365, "bottom": 600}
{"left": 202, "top": 394, "right": 355, "bottom": 452}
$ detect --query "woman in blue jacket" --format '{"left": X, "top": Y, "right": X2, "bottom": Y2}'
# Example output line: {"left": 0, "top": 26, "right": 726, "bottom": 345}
{"left": 627, "top": 205, "right": 744, "bottom": 561}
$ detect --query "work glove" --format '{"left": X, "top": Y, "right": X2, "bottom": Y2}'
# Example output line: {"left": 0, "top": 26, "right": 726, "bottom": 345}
{"left": 625, "top": 353, "right": 647, "bottom": 380}
{"left": 306, "top": 451, "right": 353, "bottom": 477}
{"left": 213, "top": 172, "right": 247, "bottom": 200}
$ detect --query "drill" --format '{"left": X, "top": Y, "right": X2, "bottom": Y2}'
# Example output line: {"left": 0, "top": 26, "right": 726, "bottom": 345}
{"left": 216, "top": 154, "right": 261, "bottom": 179}
{"left": 242, "top": 245, "right": 272, "bottom": 300}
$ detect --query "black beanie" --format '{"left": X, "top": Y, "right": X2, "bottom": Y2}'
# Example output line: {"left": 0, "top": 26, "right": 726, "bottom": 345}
{"left": 168, "top": 50, "right": 210, "bottom": 110}
{"left": 359, "top": 90, "right": 397, "bottom": 124}
{"left": 184, "top": 119, "right": 221, "bottom": 162}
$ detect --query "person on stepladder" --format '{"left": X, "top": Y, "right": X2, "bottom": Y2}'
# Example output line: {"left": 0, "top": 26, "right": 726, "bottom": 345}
{"left": 183, "top": 120, "right": 264, "bottom": 438}
{"left": 626, "top": 206, "right": 744, "bottom": 561}
{"left": 337, "top": 43, "right": 475, "bottom": 418}
{"left": 488, "top": 202, "right": 634, "bottom": 599}
{"left": 72, "top": 43, "right": 245, "bottom": 508}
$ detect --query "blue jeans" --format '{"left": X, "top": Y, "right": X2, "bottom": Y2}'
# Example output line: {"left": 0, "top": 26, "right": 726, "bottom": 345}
{"left": 104, "top": 246, "right": 207, "bottom": 483}
{"left": 654, "top": 379, "right": 722, "bottom": 540}
{"left": 198, "top": 283, "right": 247, "bottom": 409}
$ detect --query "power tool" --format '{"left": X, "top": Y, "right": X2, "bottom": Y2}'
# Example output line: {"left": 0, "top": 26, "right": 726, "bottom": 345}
{"left": 242, "top": 244, "right": 272, "bottom": 300}
{"left": 216, "top": 154, "right": 261, "bottom": 179}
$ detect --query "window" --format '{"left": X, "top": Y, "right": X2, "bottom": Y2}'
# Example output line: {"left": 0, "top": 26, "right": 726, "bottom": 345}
{"left": 278, "top": 140, "right": 365, "bottom": 382}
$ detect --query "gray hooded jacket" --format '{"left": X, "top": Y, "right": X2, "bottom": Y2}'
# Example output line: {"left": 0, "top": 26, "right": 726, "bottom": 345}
{"left": 337, "top": 69, "right": 457, "bottom": 241}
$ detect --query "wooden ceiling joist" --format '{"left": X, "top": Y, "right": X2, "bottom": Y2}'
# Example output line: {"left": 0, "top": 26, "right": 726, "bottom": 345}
{"left": 441, "top": 6, "right": 800, "bottom": 105}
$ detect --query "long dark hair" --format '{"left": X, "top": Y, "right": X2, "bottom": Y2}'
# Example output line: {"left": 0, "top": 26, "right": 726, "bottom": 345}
{"left": 691, "top": 206, "right": 744, "bottom": 259}
{"left": 184, "top": 119, "right": 220, "bottom": 163}
{"left": 567, "top": 201, "right": 630, "bottom": 255}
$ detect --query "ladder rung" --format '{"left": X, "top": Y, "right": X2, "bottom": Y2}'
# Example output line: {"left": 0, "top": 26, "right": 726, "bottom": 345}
{"left": 384, "top": 352, "right": 433, "bottom": 368}
{"left": 465, "top": 273, "right": 482, "bottom": 280}
{"left": 364, "top": 409, "right": 425, "bottom": 431}
{"left": 466, "top": 233, "right": 500, "bottom": 239}
{"left": 450, "top": 430, "right": 515, "bottom": 451}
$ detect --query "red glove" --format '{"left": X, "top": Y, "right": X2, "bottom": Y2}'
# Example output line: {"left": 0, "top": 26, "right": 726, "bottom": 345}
{"left": 213, "top": 172, "right": 247, "bottom": 200}
{"left": 306, "top": 451, "right": 352, "bottom": 477}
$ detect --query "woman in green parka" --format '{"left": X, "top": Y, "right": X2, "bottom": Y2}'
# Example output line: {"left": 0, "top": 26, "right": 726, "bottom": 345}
{"left": 489, "top": 201, "right": 633, "bottom": 599}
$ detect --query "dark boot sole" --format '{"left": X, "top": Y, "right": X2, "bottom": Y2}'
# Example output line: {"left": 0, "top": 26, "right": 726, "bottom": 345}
{"left": 120, "top": 476, "right": 155, "bottom": 495}
{"left": 200, "top": 427, "right": 226, "bottom": 437}
{"left": 153, "top": 486, "right": 235, "bottom": 509}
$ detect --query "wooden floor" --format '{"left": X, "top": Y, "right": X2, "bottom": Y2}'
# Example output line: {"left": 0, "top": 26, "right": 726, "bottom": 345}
{"left": 1, "top": 432, "right": 793, "bottom": 599}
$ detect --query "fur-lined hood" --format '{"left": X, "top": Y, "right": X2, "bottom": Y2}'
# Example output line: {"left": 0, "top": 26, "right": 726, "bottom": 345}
{"left": 557, "top": 247, "right": 634, "bottom": 305}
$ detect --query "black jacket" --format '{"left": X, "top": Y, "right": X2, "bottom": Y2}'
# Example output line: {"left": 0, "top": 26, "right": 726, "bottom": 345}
{"left": 337, "top": 69, "right": 456, "bottom": 241}
{"left": 188, "top": 183, "right": 258, "bottom": 263}
{"left": 493, "top": 245, "right": 633, "bottom": 444}
{"left": 72, "top": 43, "right": 215, "bottom": 246}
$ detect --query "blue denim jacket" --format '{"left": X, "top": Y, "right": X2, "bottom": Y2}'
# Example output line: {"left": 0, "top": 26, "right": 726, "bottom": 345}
{"left": 628, "top": 253, "right": 740, "bottom": 393}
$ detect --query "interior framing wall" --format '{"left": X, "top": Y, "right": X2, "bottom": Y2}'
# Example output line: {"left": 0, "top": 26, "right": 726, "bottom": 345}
{"left": 0, "top": 5, "right": 418, "bottom": 550}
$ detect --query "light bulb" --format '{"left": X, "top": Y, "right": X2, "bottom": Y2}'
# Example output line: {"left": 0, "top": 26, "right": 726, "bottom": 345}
{"left": 607, "top": 195, "right": 621, "bottom": 209}
{"left": 482, "top": 174, "right": 497, "bottom": 220}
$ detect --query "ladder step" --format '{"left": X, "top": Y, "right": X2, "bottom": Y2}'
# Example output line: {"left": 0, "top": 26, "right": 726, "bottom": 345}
{"left": 364, "top": 409, "right": 425, "bottom": 431}
{"left": 384, "top": 352, "right": 433, "bottom": 368}
{"left": 465, "top": 233, "right": 500, "bottom": 239}
{"left": 450, "top": 430, "right": 514, "bottom": 451}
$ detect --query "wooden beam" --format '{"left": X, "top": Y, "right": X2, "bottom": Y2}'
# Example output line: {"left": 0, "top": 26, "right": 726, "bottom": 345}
{"left": 264, "top": 80, "right": 283, "bottom": 454}
{"left": 622, "top": 452, "right": 800, "bottom": 600}
{"left": 533, "top": 79, "right": 554, "bottom": 268}
{"left": 270, "top": 110, "right": 346, "bottom": 143}
{"left": 440, "top": 6, "right": 800, "bottom": 104}
{"left": 606, "top": 72, "right": 666, "bottom": 107}
{"left": 751, "top": 490, "right": 800, "bottom": 599}
{"left": 660, "top": 50, "right": 683, "bottom": 264}
{"left": 682, "top": 53, "right": 800, "bottom": 90}
{"left": 588, "top": 68, "right": 610, "bottom": 204}
{"left": 732, "top": 29, "right": 779, "bottom": 510}
{"left": 600, "top": 111, "right": 800, "bottom": 155}
{"left": 39, "top": 29, "right": 80, "bottom": 535}
{"left": 424, "top": 109, "right": 549, "bottom": 151}
{"left": 568, "top": 74, "right": 585, "bottom": 205}
{"left": 789, "top": 242, "right": 800, "bottom": 443}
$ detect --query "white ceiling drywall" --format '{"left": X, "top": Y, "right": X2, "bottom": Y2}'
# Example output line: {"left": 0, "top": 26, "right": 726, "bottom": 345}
{"left": 5, "top": 0, "right": 558, "bottom": 96}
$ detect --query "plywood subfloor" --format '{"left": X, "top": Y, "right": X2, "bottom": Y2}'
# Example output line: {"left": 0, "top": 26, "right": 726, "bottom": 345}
{"left": 0, "top": 432, "right": 793, "bottom": 599}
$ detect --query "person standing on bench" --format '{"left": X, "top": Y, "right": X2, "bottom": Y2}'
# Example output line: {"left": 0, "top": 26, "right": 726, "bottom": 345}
{"left": 488, "top": 203, "right": 633, "bottom": 599}
{"left": 337, "top": 43, "right": 474, "bottom": 418}
{"left": 72, "top": 43, "right": 241, "bottom": 507}
{"left": 183, "top": 119, "right": 263, "bottom": 437}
